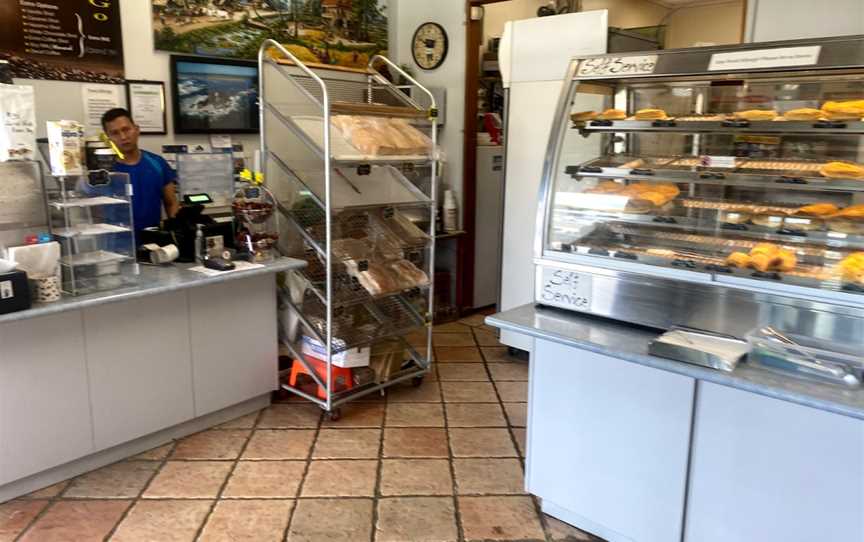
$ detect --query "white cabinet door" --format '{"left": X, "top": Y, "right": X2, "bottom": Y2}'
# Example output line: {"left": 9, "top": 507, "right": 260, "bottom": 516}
{"left": 84, "top": 292, "right": 195, "bottom": 451}
{"left": 189, "top": 277, "right": 277, "bottom": 416}
{"left": 528, "top": 339, "right": 695, "bottom": 542}
{"left": 0, "top": 313, "right": 93, "bottom": 484}
{"left": 686, "top": 382, "right": 864, "bottom": 542}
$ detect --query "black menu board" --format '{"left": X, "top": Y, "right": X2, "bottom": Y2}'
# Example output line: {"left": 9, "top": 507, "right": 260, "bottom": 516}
{"left": 0, "top": 0, "right": 124, "bottom": 83}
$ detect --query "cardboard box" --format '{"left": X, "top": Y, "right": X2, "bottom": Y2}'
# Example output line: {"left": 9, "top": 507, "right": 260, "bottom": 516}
{"left": 301, "top": 335, "right": 370, "bottom": 368}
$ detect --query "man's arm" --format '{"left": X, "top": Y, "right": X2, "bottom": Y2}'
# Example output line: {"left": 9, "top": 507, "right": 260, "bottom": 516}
{"left": 163, "top": 182, "right": 180, "bottom": 218}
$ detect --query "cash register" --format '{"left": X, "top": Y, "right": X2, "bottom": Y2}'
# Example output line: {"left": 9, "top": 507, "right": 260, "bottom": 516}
{"left": 138, "top": 193, "right": 235, "bottom": 263}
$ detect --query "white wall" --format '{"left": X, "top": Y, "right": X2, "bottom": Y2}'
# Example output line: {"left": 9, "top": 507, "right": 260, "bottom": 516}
{"left": 745, "top": 0, "right": 864, "bottom": 42}
{"left": 14, "top": 0, "right": 260, "bottom": 155}
{"left": 390, "top": 0, "right": 467, "bottom": 223}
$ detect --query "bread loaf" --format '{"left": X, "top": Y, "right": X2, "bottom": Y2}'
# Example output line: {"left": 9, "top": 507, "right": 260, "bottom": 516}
{"left": 819, "top": 161, "right": 864, "bottom": 180}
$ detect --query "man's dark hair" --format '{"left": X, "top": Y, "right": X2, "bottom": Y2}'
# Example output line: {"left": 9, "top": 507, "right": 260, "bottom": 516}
{"left": 101, "top": 108, "right": 134, "bottom": 131}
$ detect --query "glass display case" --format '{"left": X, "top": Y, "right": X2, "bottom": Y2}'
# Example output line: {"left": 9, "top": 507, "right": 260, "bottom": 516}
{"left": 259, "top": 40, "right": 437, "bottom": 418}
{"left": 536, "top": 37, "right": 864, "bottom": 342}
{"left": 43, "top": 170, "right": 138, "bottom": 296}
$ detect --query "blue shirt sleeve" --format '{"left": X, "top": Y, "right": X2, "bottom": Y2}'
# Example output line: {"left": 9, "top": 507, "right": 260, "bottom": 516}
{"left": 154, "top": 153, "right": 177, "bottom": 187}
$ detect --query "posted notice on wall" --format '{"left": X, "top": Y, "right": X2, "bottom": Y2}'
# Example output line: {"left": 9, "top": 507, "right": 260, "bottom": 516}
{"left": 128, "top": 82, "right": 166, "bottom": 134}
{"left": 82, "top": 85, "right": 123, "bottom": 134}
{"left": 708, "top": 46, "right": 821, "bottom": 72}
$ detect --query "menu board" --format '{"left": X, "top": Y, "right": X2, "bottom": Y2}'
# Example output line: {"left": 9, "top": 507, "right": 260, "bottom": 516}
{"left": 0, "top": 1, "right": 124, "bottom": 83}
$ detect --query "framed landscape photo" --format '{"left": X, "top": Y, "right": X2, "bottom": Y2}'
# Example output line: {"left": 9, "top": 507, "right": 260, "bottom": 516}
{"left": 125, "top": 80, "right": 167, "bottom": 135}
{"left": 170, "top": 55, "right": 259, "bottom": 134}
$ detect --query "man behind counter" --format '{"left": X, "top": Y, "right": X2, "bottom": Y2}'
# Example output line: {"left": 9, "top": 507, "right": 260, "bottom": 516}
{"left": 101, "top": 108, "right": 180, "bottom": 235}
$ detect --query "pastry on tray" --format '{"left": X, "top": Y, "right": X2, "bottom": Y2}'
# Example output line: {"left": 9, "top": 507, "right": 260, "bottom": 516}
{"left": 633, "top": 108, "right": 669, "bottom": 120}
{"left": 571, "top": 111, "right": 598, "bottom": 122}
{"left": 821, "top": 100, "right": 864, "bottom": 120}
{"left": 782, "top": 108, "right": 825, "bottom": 121}
{"left": 832, "top": 205, "right": 864, "bottom": 218}
{"left": 675, "top": 114, "right": 728, "bottom": 122}
{"left": 733, "top": 109, "right": 779, "bottom": 121}
{"left": 726, "top": 252, "right": 751, "bottom": 268}
{"left": 839, "top": 253, "right": 864, "bottom": 283}
{"left": 795, "top": 203, "right": 839, "bottom": 216}
{"left": 819, "top": 161, "right": 864, "bottom": 179}
{"left": 596, "top": 108, "right": 627, "bottom": 120}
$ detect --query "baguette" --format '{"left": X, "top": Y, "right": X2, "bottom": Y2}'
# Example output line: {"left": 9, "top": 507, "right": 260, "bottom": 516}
{"left": 733, "top": 109, "right": 778, "bottom": 121}
{"left": 571, "top": 111, "right": 598, "bottom": 122}
{"left": 782, "top": 108, "right": 824, "bottom": 121}
{"left": 634, "top": 108, "right": 669, "bottom": 120}
{"left": 821, "top": 100, "right": 864, "bottom": 120}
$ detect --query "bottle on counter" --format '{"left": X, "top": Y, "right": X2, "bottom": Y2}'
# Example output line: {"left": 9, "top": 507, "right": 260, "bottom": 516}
{"left": 443, "top": 190, "right": 458, "bottom": 232}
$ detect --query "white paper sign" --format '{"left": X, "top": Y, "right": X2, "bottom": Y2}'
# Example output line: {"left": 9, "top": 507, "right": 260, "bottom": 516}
{"left": 82, "top": 85, "right": 123, "bottom": 133}
{"left": 708, "top": 46, "right": 821, "bottom": 72}
{"left": 128, "top": 82, "right": 166, "bottom": 134}
{"left": 577, "top": 55, "right": 658, "bottom": 77}
{"left": 538, "top": 267, "right": 592, "bottom": 310}
{"left": 210, "top": 134, "right": 233, "bottom": 149}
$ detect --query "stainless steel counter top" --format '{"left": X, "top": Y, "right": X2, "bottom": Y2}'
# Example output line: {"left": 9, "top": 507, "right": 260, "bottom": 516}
{"left": 488, "top": 304, "right": 864, "bottom": 421}
{"left": 0, "top": 258, "right": 304, "bottom": 325}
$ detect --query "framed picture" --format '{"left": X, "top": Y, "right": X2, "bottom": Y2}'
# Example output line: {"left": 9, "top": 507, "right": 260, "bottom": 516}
{"left": 125, "top": 80, "right": 167, "bottom": 135}
{"left": 170, "top": 55, "right": 259, "bottom": 135}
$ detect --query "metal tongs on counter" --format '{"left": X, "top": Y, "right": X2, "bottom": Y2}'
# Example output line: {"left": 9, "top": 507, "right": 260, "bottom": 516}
{"left": 754, "top": 327, "right": 861, "bottom": 388}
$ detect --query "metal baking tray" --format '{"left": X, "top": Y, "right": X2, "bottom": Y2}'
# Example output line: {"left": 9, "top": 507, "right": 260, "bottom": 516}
{"left": 649, "top": 327, "right": 749, "bottom": 372}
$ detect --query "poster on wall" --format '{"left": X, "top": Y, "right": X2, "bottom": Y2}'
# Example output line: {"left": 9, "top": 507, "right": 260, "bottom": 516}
{"left": 152, "top": 0, "right": 388, "bottom": 69}
{"left": 0, "top": 0, "right": 124, "bottom": 84}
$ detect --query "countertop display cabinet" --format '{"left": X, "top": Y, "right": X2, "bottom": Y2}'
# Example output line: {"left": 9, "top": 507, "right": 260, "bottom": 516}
{"left": 536, "top": 36, "right": 864, "bottom": 343}
{"left": 43, "top": 170, "right": 138, "bottom": 296}
{"left": 258, "top": 40, "right": 438, "bottom": 418}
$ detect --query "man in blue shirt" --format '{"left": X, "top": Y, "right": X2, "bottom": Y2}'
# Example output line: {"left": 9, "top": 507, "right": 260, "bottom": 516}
{"left": 101, "top": 108, "right": 179, "bottom": 236}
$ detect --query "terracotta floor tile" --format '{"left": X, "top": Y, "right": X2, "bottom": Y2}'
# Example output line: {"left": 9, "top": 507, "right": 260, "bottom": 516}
{"left": 503, "top": 403, "right": 528, "bottom": 428}
{"left": 386, "top": 379, "right": 442, "bottom": 403}
{"left": 450, "top": 428, "right": 517, "bottom": 458}
{"left": 380, "top": 459, "right": 453, "bottom": 496}
{"left": 258, "top": 404, "right": 322, "bottom": 429}
{"left": 383, "top": 428, "right": 449, "bottom": 458}
{"left": 544, "top": 514, "right": 602, "bottom": 541}
{"left": 433, "top": 322, "right": 472, "bottom": 334}
{"left": 287, "top": 498, "right": 373, "bottom": 542}
{"left": 321, "top": 402, "right": 384, "bottom": 428}
{"left": 436, "top": 363, "right": 490, "bottom": 382}
{"left": 142, "top": 461, "right": 231, "bottom": 499}
{"left": 171, "top": 430, "right": 250, "bottom": 460}
{"left": 111, "top": 500, "right": 212, "bottom": 542}
{"left": 445, "top": 403, "right": 507, "bottom": 428}
{"left": 128, "top": 443, "right": 173, "bottom": 462}
{"left": 242, "top": 430, "right": 315, "bottom": 460}
{"left": 0, "top": 500, "right": 49, "bottom": 541}
{"left": 19, "top": 500, "right": 130, "bottom": 542}
{"left": 473, "top": 329, "right": 501, "bottom": 347}
{"left": 441, "top": 381, "right": 499, "bottom": 403}
{"left": 488, "top": 362, "right": 530, "bottom": 382}
{"left": 376, "top": 497, "right": 458, "bottom": 542}
{"left": 459, "top": 496, "right": 545, "bottom": 541}
{"left": 435, "top": 346, "right": 483, "bottom": 362}
{"left": 481, "top": 346, "right": 516, "bottom": 362}
{"left": 512, "top": 428, "right": 527, "bottom": 457}
{"left": 385, "top": 402, "right": 445, "bottom": 427}
{"left": 454, "top": 458, "right": 526, "bottom": 495}
{"left": 433, "top": 334, "right": 476, "bottom": 347}
{"left": 495, "top": 381, "right": 529, "bottom": 403}
{"left": 222, "top": 461, "right": 306, "bottom": 498}
{"left": 21, "top": 481, "right": 69, "bottom": 499}
{"left": 477, "top": 323, "right": 499, "bottom": 334}
{"left": 198, "top": 499, "right": 293, "bottom": 542}
{"left": 312, "top": 429, "right": 381, "bottom": 459}
{"left": 459, "top": 314, "right": 489, "bottom": 327}
{"left": 301, "top": 459, "right": 377, "bottom": 497}
{"left": 214, "top": 412, "right": 259, "bottom": 430}
{"left": 65, "top": 461, "right": 158, "bottom": 499}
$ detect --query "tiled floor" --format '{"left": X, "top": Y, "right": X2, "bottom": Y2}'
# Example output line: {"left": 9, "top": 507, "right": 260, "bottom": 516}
{"left": 1, "top": 316, "right": 603, "bottom": 542}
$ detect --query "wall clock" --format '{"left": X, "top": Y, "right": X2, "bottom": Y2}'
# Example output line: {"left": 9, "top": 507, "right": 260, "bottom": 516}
{"left": 412, "top": 22, "right": 449, "bottom": 71}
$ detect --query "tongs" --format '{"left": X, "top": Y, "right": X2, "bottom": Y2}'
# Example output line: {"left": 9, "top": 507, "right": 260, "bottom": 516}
{"left": 760, "top": 326, "right": 860, "bottom": 387}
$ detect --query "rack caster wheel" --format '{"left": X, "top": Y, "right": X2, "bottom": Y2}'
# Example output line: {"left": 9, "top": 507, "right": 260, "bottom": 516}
{"left": 327, "top": 408, "right": 342, "bottom": 422}
{"left": 411, "top": 376, "right": 425, "bottom": 387}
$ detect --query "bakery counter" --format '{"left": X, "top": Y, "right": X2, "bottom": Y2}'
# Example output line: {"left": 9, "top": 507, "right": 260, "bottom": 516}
{"left": 488, "top": 305, "right": 864, "bottom": 542}
{"left": 0, "top": 258, "right": 304, "bottom": 503}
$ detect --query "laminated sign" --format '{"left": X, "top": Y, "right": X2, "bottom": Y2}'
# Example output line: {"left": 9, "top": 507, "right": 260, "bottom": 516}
{"left": 0, "top": 1, "right": 124, "bottom": 83}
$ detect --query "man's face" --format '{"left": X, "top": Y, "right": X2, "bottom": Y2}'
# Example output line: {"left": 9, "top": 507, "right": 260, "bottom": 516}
{"left": 104, "top": 116, "right": 140, "bottom": 155}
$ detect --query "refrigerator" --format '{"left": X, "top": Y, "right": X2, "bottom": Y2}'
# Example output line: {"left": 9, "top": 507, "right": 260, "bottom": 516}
{"left": 474, "top": 144, "right": 505, "bottom": 308}
{"left": 497, "top": 10, "right": 608, "bottom": 352}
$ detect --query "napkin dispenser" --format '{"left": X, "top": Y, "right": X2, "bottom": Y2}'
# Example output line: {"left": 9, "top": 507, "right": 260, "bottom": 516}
{"left": 0, "top": 270, "right": 32, "bottom": 314}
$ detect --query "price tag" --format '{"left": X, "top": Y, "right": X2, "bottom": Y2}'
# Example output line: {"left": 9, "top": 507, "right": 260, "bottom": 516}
{"left": 539, "top": 267, "right": 592, "bottom": 310}
{"left": 700, "top": 155, "right": 737, "bottom": 169}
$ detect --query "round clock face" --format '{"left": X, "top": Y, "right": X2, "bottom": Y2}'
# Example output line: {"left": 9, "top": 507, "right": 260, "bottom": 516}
{"left": 412, "top": 22, "right": 448, "bottom": 71}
